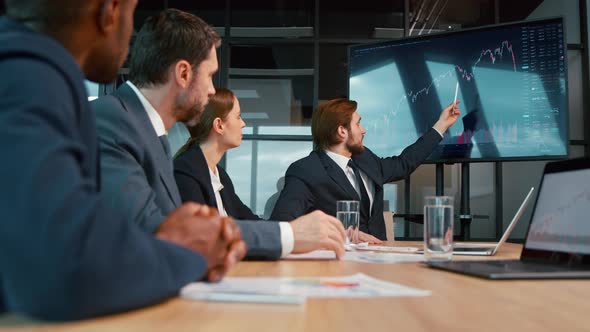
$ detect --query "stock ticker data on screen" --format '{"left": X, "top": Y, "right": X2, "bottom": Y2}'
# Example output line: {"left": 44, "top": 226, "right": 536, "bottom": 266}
{"left": 348, "top": 18, "right": 568, "bottom": 162}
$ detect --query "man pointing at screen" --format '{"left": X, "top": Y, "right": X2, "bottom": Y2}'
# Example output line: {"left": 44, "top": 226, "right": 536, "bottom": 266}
{"left": 271, "top": 98, "right": 460, "bottom": 241}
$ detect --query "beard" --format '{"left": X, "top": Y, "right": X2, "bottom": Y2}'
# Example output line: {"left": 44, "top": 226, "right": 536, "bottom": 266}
{"left": 175, "top": 87, "right": 207, "bottom": 126}
{"left": 346, "top": 136, "right": 365, "bottom": 155}
{"left": 182, "top": 104, "right": 204, "bottom": 127}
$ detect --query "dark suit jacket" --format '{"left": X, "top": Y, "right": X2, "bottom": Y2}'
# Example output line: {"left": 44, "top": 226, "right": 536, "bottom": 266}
{"left": 174, "top": 144, "right": 262, "bottom": 221}
{"left": 0, "top": 18, "right": 204, "bottom": 321}
{"left": 271, "top": 128, "right": 442, "bottom": 240}
{"left": 93, "top": 83, "right": 282, "bottom": 260}
{"left": 93, "top": 83, "right": 182, "bottom": 234}
{"left": 174, "top": 144, "right": 283, "bottom": 259}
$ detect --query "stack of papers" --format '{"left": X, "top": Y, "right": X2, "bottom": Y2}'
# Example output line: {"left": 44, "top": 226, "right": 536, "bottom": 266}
{"left": 355, "top": 245, "right": 419, "bottom": 253}
{"left": 285, "top": 248, "right": 424, "bottom": 264}
{"left": 346, "top": 251, "right": 425, "bottom": 263}
{"left": 181, "top": 273, "right": 431, "bottom": 305}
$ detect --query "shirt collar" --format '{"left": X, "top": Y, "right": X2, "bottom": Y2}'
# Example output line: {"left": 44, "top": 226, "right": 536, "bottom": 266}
{"left": 209, "top": 166, "right": 224, "bottom": 192}
{"left": 126, "top": 81, "right": 167, "bottom": 137}
{"left": 324, "top": 149, "right": 352, "bottom": 173}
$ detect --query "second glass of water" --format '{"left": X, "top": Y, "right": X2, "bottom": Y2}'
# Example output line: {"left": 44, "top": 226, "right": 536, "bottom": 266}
{"left": 336, "top": 200, "right": 359, "bottom": 245}
{"left": 423, "top": 196, "right": 454, "bottom": 261}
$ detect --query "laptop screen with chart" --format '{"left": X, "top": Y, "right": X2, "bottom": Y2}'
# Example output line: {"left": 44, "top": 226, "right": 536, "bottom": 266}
{"left": 521, "top": 164, "right": 590, "bottom": 258}
{"left": 427, "top": 158, "right": 590, "bottom": 279}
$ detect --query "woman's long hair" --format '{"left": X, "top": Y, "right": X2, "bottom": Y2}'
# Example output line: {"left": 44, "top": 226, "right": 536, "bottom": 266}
{"left": 175, "top": 88, "right": 236, "bottom": 157}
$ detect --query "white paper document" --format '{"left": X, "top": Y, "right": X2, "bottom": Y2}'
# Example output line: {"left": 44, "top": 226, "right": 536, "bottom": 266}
{"left": 181, "top": 273, "right": 431, "bottom": 304}
{"left": 285, "top": 250, "right": 424, "bottom": 264}
{"left": 345, "top": 251, "right": 425, "bottom": 263}
{"left": 284, "top": 250, "right": 338, "bottom": 260}
{"left": 356, "top": 245, "right": 420, "bottom": 253}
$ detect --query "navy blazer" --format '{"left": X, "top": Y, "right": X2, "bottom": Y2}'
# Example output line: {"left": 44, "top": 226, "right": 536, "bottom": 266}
{"left": 174, "top": 144, "right": 283, "bottom": 259}
{"left": 271, "top": 128, "right": 442, "bottom": 240}
{"left": 0, "top": 18, "right": 204, "bottom": 321}
{"left": 174, "top": 143, "right": 262, "bottom": 220}
{"left": 93, "top": 83, "right": 182, "bottom": 233}
{"left": 94, "top": 83, "right": 282, "bottom": 260}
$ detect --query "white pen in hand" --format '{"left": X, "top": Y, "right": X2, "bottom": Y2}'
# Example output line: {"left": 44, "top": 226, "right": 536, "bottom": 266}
{"left": 452, "top": 81, "right": 459, "bottom": 115}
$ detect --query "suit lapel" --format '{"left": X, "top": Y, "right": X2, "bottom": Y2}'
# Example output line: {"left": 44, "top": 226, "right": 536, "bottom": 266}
{"left": 317, "top": 151, "right": 360, "bottom": 200}
{"left": 190, "top": 144, "right": 218, "bottom": 207}
{"left": 353, "top": 153, "right": 382, "bottom": 217}
{"left": 114, "top": 83, "right": 182, "bottom": 206}
{"left": 219, "top": 185, "right": 233, "bottom": 215}
{"left": 218, "top": 167, "right": 238, "bottom": 215}
{"left": 353, "top": 153, "right": 381, "bottom": 186}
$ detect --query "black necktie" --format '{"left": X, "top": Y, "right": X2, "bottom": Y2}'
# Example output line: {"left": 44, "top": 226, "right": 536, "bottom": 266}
{"left": 348, "top": 159, "right": 371, "bottom": 229}
{"left": 159, "top": 135, "right": 171, "bottom": 160}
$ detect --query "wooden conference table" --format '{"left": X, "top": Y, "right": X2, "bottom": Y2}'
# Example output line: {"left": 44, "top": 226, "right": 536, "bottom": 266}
{"left": 1, "top": 242, "right": 588, "bottom": 332}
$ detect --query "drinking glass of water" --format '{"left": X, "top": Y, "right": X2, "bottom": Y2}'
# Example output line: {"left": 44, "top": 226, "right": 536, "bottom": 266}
{"left": 336, "top": 200, "right": 360, "bottom": 246}
{"left": 423, "top": 196, "right": 454, "bottom": 261}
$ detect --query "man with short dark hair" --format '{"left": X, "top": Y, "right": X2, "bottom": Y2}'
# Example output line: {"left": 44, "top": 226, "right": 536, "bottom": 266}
{"left": 94, "top": 9, "right": 347, "bottom": 261}
{"left": 0, "top": 0, "right": 244, "bottom": 321}
{"left": 271, "top": 98, "right": 460, "bottom": 241}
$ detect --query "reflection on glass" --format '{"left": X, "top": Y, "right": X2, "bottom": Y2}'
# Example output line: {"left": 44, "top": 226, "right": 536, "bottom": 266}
{"left": 258, "top": 126, "right": 311, "bottom": 135}
{"left": 229, "top": 77, "right": 314, "bottom": 126}
{"left": 229, "top": 3, "right": 313, "bottom": 28}
{"left": 226, "top": 140, "right": 313, "bottom": 219}
{"left": 85, "top": 80, "right": 99, "bottom": 101}
{"left": 226, "top": 141, "right": 253, "bottom": 209}
{"left": 168, "top": 122, "right": 191, "bottom": 156}
{"left": 230, "top": 45, "right": 314, "bottom": 69}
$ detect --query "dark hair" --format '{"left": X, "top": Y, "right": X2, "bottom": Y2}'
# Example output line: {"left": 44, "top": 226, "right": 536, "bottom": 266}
{"left": 311, "top": 98, "right": 357, "bottom": 151}
{"left": 175, "top": 88, "right": 235, "bottom": 157}
{"left": 128, "top": 8, "right": 221, "bottom": 88}
{"left": 5, "top": 0, "right": 89, "bottom": 31}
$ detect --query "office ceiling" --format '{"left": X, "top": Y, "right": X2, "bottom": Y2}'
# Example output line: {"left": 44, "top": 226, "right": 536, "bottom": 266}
{"left": 0, "top": 0, "right": 544, "bottom": 28}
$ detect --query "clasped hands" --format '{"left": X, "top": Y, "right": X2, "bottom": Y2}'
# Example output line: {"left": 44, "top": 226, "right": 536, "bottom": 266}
{"left": 156, "top": 203, "right": 246, "bottom": 282}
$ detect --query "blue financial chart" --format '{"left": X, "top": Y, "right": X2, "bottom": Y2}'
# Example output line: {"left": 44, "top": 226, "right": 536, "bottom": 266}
{"left": 348, "top": 17, "right": 568, "bottom": 162}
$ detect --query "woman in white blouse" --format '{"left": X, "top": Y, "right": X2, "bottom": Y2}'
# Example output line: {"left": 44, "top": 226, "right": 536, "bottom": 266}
{"left": 173, "top": 88, "right": 259, "bottom": 219}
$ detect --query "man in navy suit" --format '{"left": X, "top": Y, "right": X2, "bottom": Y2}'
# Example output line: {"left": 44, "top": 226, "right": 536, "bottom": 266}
{"left": 271, "top": 98, "right": 460, "bottom": 241}
{"left": 0, "top": 0, "right": 244, "bottom": 321}
{"left": 93, "top": 10, "right": 346, "bottom": 261}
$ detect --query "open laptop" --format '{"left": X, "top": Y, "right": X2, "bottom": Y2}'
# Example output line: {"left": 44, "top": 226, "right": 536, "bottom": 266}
{"left": 452, "top": 187, "right": 535, "bottom": 256}
{"left": 428, "top": 158, "right": 590, "bottom": 279}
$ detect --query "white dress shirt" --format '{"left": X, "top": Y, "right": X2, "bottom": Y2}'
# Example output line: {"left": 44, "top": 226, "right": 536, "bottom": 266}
{"left": 325, "top": 150, "right": 375, "bottom": 213}
{"left": 126, "top": 81, "right": 295, "bottom": 257}
{"left": 209, "top": 166, "right": 228, "bottom": 217}
{"left": 207, "top": 166, "right": 294, "bottom": 257}
{"left": 126, "top": 81, "right": 166, "bottom": 136}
